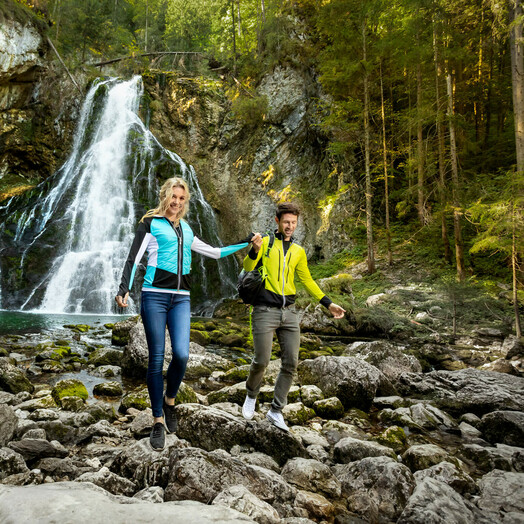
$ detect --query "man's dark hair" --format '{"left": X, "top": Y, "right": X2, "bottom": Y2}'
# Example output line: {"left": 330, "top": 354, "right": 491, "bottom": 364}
{"left": 276, "top": 202, "right": 300, "bottom": 220}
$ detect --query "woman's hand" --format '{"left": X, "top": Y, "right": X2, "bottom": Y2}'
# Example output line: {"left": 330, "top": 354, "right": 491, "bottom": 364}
{"left": 251, "top": 232, "right": 263, "bottom": 253}
{"left": 115, "top": 292, "right": 129, "bottom": 308}
{"left": 328, "top": 303, "right": 346, "bottom": 319}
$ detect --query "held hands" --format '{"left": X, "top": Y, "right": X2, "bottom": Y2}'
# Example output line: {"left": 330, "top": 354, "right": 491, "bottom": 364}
{"left": 328, "top": 303, "right": 346, "bottom": 319}
{"left": 115, "top": 292, "right": 129, "bottom": 308}
{"left": 251, "top": 232, "right": 263, "bottom": 253}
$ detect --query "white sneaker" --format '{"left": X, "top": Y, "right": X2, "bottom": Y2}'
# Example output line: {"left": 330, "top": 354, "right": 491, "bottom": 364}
{"left": 242, "top": 395, "right": 256, "bottom": 420}
{"left": 266, "top": 409, "right": 289, "bottom": 432}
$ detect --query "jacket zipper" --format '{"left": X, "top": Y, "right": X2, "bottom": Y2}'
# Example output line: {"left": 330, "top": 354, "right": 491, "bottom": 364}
{"left": 177, "top": 226, "right": 183, "bottom": 290}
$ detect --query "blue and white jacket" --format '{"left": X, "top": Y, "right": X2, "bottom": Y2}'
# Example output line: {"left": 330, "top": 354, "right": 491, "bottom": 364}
{"left": 118, "top": 215, "right": 250, "bottom": 296}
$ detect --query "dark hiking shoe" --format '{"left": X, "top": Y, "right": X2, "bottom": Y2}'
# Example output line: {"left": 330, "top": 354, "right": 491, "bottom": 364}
{"left": 163, "top": 397, "right": 178, "bottom": 433}
{"left": 150, "top": 422, "right": 165, "bottom": 451}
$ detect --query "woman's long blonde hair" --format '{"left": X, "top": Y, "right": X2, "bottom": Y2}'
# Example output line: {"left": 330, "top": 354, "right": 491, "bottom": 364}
{"left": 141, "top": 177, "right": 191, "bottom": 222}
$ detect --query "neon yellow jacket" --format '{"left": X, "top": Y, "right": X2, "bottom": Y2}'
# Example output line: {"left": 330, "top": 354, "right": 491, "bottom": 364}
{"left": 243, "top": 233, "right": 332, "bottom": 308}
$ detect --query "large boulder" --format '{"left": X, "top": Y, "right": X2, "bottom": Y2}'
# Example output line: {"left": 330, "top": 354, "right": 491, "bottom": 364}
{"left": 333, "top": 456, "right": 415, "bottom": 522}
{"left": 333, "top": 437, "right": 397, "bottom": 464}
{"left": 0, "top": 358, "right": 34, "bottom": 394}
{"left": 280, "top": 458, "right": 341, "bottom": 498}
{"left": 212, "top": 485, "right": 280, "bottom": 524}
{"left": 110, "top": 435, "right": 188, "bottom": 489}
{"left": 478, "top": 411, "right": 524, "bottom": 447}
{"left": 344, "top": 340, "right": 422, "bottom": 383}
{"left": 75, "top": 467, "right": 137, "bottom": 497}
{"left": 413, "top": 461, "right": 477, "bottom": 496}
{"left": 165, "top": 447, "right": 297, "bottom": 509}
{"left": 397, "top": 477, "right": 488, "bottom": 524}
{"left": 175, "top": 403, "right": 308, "bottom": 466}
{"left": 396, "top": 369, "right": 524, "bottom": 416}
{"left": 297, "top": 356, "right": 392, "bottom": 411}
{"left": 477, "top": 469, "right": 524, "bottom": 514}
{"left": 459, "top": 443, "right": 524, "bottom": 474}
{"left": 0, "top": 404, "right": 17, "bottom": 446}
{"left": 0, "top": 447, "right": 29, "bottom": 480}
{"left": 0, "top": 482, "right": 254, "bottom": 523}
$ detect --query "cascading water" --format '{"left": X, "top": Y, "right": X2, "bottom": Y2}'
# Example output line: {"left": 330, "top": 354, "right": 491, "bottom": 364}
{"left": 0, "top": 76, "right": 239, "bottom": 315}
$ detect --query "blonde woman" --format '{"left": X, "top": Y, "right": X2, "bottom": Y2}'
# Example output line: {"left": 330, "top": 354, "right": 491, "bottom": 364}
{"left": 115, "top": 177, "right": 257, "bottom": 450}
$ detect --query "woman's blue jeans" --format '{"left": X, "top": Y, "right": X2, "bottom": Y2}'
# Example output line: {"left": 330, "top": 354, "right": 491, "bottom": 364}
{"left": 140, "top": 291, "right": 191, "bottom": 418}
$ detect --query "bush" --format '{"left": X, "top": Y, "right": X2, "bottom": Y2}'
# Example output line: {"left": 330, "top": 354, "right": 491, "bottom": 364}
{"left": 231, "top": 95, "right": 268, "bottom": 126}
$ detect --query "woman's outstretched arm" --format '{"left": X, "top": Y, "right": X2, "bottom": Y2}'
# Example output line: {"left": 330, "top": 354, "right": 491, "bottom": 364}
{"left": 191, "top": 233, "right": 258, "bottom": 259}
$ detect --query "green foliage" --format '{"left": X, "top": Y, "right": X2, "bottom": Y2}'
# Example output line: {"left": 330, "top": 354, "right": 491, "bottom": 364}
{"left": 231, "top": 95, "right": 268, "bottom": 126}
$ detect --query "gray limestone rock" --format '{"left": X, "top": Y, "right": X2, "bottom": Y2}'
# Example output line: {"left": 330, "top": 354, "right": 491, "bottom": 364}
{"left": 479, "top": 411, "right": 524, "bottom": 447}
{"left": 7, "top": 438, "right": 68, "bottom": 462}
{"left": 413, "top": 461, "right": 477, "bottom": 496}
{"left": 76, "top": 466, "right": 137, "bottom": 496}
{"left": 281, "top": 457, "right": 341, "bottom": 498}
{"left": 297, "top": 356, "right": 392, "bottom": 410}
{"left": 213, "top": 484, "right": 280, "bottom": 524}
{"left": 402, "top": 444, "right": 454, "bottom": 472}
{"left": 0, "top": 358, "right": 34, "bottom": 394}
{"left": 397, "top": 477, "right": 489, "bottom": 524}
{"left": 293, "top": 490, "right": 335, "bottom": 522}
{"left": 459, "top": 443, "right": 524, "bottom": 474}
{"left": 111, "top": 435, "right": 187, "bottom": 489}
{"left": 133, "top": 486, "right": 164, "bottom": 503}
{"left": 176, "top": 403, "right": 308, "bottom": 466}
{"left": 300, "top": 385, "right": 324, "bottom": 408}
{"left": 396, "top": 369, "right": 524, "bottom": 416}
{"left": 344, "top": 340, "right": 422, "bottom": 384}
{"left": 334, "top": 436, "right": 397, "bottom": 464}
{"left": 0, "top": 482, "right": 254, "bottom": 523}
{"left": 165, "top": 447, "right": 297, "bottom": 507}
{"left": 333, "top": 456, "right": 415, "bottom": 522}
{"left": 477, "top": 469, "right": 524, "bottom": 514}
{"left": 0, "top": 447, "right": 29, "bottom": 480}
{"left": 0, "top": 404, "right": 17, "bottom": 446}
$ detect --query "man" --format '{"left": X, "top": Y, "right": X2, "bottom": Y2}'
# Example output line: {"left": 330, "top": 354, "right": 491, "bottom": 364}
{"left": 242, "top": 202, "right": 346, "bottom": 431}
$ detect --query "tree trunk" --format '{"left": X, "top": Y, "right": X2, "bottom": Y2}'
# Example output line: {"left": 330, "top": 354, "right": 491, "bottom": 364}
{"left": 433, "top": 24, "right": 451, "bottom": 263}
{"left": 261, "top": 0, "right": 266, "bottom": 22}
{"left": 510, "top": 0, "right": 524, "bottom": 174}
{"left": 510, "top": 0, "right": 523, "bottom": 337}
{"left": 231, "top": 0, "right": 237, "bottom": 72}
{"left": 446, "top": 72, "right": 466, "bottom": 281}
{"left": 237, "top": 0, "right": 242, "bottom": 38}
{"left": 363, "top": 22, "right": 375, "bottom": 274}
{"left": 417, "top": 63, "right": 425, "bottom": 225}
{"left": 380, "top": 63, "right": 392, "bottom": 266}
{"left": 145, "top": 0, "right": 149, "bottom": 53}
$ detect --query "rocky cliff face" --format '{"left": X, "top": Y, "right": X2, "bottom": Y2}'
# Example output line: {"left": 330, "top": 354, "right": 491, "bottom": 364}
{"left": 144, "top": 67, "right": 357, "bottom": 258}
{"left": 0, "top": 1, "right": 78, "bottom": 201}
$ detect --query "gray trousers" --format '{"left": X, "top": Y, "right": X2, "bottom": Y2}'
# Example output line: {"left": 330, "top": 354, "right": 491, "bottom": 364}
{"left": 245, "top": 305, "right": 301, "bottom": 412}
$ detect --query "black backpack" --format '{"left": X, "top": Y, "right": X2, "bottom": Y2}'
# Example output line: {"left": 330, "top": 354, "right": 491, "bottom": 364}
{"left": 237, "top": 232, "right": 275, "bottom": 305}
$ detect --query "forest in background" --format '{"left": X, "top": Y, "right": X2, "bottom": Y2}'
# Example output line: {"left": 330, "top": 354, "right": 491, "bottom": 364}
{"left": 12, "top": 0, "right": 524, "bottom": 334}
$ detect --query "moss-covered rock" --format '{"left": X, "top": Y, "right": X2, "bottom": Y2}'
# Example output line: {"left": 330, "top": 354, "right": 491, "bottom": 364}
{"left": 16, "top": 395, "right": 56, "bottom": 411}
{"left": 190, "top": 329, "right": 211, "bottom": 346}
{"left": 375, "top": 425, "right": 408, "bottom": 453}
{"left": 51, "top": 379, "right": 88, "bottom": 406}
{"left": 174, "top": 382, "right": 198, "bottom": 405}
{"left": 88, "top": 348, "right": 122, "bottom": 367}
{"left": 282, "top": 402, "right": 315, "bottom": 425}
{"left": 64, "top": 324, "right": 90, "bottom": 333}
{"left": 221, "top": 366, "right": 250, "bottom": 383}
{"left": 119, "top": 387, "right": 151, "bottom": 412}
{"left": 111, "top": 316, "right": 140, "bottom": 346}
{"left": 0, "top": 358, "right": 34, "bottom": 394}
{"left": 93, "top": 381, "right": 123, "bottom": 397}
{"left": 60, "top": 395, "right": 85, "bottom": 412}
{"left": 313, "top": 397, "right": 345, "bottom": 419}
{"left": 207, "top": 382, "right": 246, "bottom": 405}
{"left": 300, "top": 384, "right": 324, "bottom": 407}
{"left": 35, "top": 346, "right": 71, "bottom": 362}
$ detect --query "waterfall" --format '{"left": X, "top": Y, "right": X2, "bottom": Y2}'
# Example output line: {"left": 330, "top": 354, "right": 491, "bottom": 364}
{"left": 0, "top": 76, "right": 238, "bottom": 315}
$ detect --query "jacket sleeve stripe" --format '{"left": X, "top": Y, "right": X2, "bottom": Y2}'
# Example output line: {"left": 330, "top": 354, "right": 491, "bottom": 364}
{"left": 191, "top": 236, "right": 248, "bottom": 259}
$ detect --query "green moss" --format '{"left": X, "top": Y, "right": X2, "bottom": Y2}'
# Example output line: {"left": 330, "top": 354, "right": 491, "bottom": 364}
{"left": 375, "top": 425, "right": 408, "bottom": 453}
{"left": 120, "top": 388, "right": 151, "bottom": 412}
{"left": 190, "top": 329, "right": 211, "bottom": 346}
{"left": 51, "top": 379, "right": 88, "bottom": 406}
{"left": 174, "top": 382, "right": 198, "bottom": 405}
{"left": 64, "top": 324, "right": 90, "bottom": 333}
